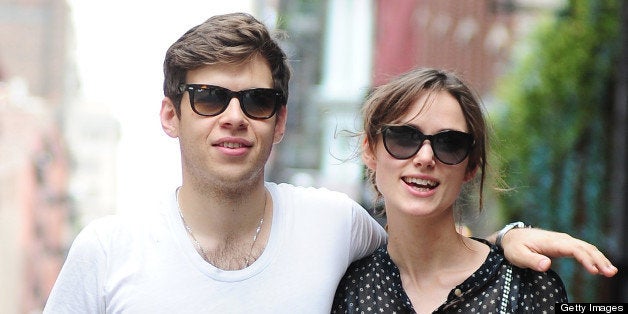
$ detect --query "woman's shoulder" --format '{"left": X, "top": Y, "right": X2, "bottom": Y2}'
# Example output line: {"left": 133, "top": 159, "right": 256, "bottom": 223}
{"left": 333, "top": 245, "right": 413, "bottom": 313}
{"left": 487, "top": 242, "right": 569, "bottom": 306}
{"left": 340, "top": 246, "right": 392, "bottom": 281}
{"left": 472, "top": 240, "right": 568, "bottom": 311}
{"left": 510, "top": 262, "right": 567, "bottom": 296}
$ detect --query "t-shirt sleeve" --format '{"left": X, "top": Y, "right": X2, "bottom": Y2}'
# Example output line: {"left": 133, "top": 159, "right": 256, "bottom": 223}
{"left": 43, "top": 217, "right": 113, "bottom": 314}
{"left": 349, "top": 201, "right": 387, "bottom": 262}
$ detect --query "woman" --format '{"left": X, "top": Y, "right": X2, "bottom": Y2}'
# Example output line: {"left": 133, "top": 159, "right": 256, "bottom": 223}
{"left": 332, "top": 68, "right": 567, "bottom": 313}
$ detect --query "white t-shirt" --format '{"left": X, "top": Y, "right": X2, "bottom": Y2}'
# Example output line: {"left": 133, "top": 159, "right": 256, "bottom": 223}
{"left": 43, "top": 182, "right": 387, "bottom": 313}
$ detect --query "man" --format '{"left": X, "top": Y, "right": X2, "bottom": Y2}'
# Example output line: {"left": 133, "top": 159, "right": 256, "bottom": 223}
{"left": 44, "top": 13, "right": 616, "bottom": 313}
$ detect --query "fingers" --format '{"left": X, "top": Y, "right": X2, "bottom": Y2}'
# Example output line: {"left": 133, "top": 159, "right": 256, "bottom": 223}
{"left": 540, "top": 232, "right": 619, "bottom": 276}
{"left": 537, "top": 257, "right": 552, "bottom": 272}
{"left": 568, "top": 238, "right": 618, "bottom": 277}
{"left": 501, "top": 238, "right": 553, "bottom": 272}
{"left": 503, "top": 248, "right": 552, "bottom": 271}
{"left": 601, "top": 265, "right": 619, "bottom": 277}
{"left": 514, "top": 253, "right": 552, "bottom": 272}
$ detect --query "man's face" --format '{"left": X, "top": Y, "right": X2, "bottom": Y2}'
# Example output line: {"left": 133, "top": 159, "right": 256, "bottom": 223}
{"left": 161, "top": 55, "right": 287, "bottom": 191}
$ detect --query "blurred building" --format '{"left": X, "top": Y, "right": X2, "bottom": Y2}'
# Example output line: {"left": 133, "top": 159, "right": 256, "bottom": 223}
{"left": 0, "top": 80, "right": 70, "bottom": 313}
{"left": 0, "top": 0, "right": 119, "bottom": 312}
{"left": 270, "top": 0, "right": 374, "bottom": 201}
{"left": 373, "top": 0, "right": 519, "bottom": 93}
{"left": 373, "top": 0, "right": 568, "bottom": 93}
{"left": 0, "top": 0, "right": 74, "bottom": 311}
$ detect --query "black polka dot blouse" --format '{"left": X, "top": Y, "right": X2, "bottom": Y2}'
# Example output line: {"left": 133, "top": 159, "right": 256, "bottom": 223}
{"left": 332, "top": 239, "right": 567, "bottom": 313}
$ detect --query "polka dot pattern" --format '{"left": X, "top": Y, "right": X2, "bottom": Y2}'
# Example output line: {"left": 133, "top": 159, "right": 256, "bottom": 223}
{"left": 332, "top": 239, "right": 567, "bottom": 313}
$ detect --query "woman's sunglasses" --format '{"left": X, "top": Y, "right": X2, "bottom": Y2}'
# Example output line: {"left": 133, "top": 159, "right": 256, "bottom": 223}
{"left": 381, "top": 125, "right": 474, "bottom": 165}
{"left": 179, "top": 84, "right": 286, "bottom": 119}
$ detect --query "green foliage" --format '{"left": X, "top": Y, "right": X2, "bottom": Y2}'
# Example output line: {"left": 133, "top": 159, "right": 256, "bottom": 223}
{"left": 494, "top": 0, "right": 620, "bottom": 301}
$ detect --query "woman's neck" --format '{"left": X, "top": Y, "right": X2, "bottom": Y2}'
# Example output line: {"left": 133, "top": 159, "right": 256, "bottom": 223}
{"left": 385, "top": 213, "right": 489, "bottom": 314}
{"left": 386, "top": 214, "right": 470, "bottom": 275}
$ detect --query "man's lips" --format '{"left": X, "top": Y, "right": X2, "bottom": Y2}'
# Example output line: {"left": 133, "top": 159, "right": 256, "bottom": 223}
{"left": 216, "top": 142, "right": 248, "bottom": 148}
{"left": 212, "top": 138, "right": 253, "bottom": 148}
{"left": 212, "top": 138, "right": 253, "bottom": 156}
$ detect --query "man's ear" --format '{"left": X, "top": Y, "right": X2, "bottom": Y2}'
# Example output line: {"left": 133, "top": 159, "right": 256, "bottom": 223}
{"left": 160, "top": 97, "right": 179, "bottom": 138}
{"left": 361, "top": 138, "right": 377, "bottom": 171}
{"left": 273, "top": 106, "right": 288, "bottom": 144}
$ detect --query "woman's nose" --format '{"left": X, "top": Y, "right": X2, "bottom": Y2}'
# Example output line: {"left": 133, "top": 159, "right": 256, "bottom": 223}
{"left": 412, "top": 140, "right": 436, "bottom": 167}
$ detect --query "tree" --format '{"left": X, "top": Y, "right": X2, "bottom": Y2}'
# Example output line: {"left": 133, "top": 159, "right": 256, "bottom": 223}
{"left": 495, "top": 0, "right": 621, "bottom": 301}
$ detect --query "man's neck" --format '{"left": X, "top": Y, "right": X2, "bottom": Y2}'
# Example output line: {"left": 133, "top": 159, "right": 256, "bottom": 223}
{"left": 176, "top": 180, "right": 271, "bottom": 270}
{"left": 179, "top": 179, "right": 267, "bottom": 230}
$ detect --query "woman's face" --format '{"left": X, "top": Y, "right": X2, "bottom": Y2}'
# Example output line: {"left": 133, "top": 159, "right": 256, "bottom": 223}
{"left": 363, "top": 91, "right": 476, "bottom": 220}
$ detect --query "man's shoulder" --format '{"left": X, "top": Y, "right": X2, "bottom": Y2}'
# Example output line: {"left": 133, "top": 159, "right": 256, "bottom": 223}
{"left": 270, "top": 182, "right": 364, "bottom": 215}
{"left": 271, "top": 182, "right": 354, "bottom": 202}
{"left": 76, "top": 206, "right": 169, "bottom": 245}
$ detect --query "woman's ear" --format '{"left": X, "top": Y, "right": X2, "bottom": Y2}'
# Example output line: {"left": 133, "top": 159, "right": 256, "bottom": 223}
{"left": 463, "top": 165, "right": 479, "bottom": 182}
{"left": 361, "top": 138, "right": 377, "bottom": 171}
{"left": 160, "top": 97, "right": 179, "bottom": 138}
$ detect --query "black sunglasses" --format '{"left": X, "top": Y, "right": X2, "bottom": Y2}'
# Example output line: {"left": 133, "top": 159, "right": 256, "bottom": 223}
{"left": 178, "top": 84, "right": 285, "bottom": 119}
{"left": 381, "top": 125, "right": 474, "bottom": 165}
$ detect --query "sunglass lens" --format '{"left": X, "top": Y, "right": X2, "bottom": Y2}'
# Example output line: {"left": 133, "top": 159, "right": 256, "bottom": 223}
{"left": 193, "top": 87, "right": 230, "bottom": 116}
{"left": 383, "top": 126, "right": 473, "bottom": 164}
{"left": 242, "top": 89, "right": 279, "bottom": 118}
{"left": 383, "top": 126, "right": 422, "bottom": 159}
{"left": 432, "top": 131, "right": 473, "bottom": 165}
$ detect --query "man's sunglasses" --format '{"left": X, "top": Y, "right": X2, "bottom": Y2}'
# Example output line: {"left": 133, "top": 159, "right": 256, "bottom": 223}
{"left": 381, "top": 125, "right": 474, "bottom": 165}
{"left": 178, "top": 84, "right": 285, "bottom": 119}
